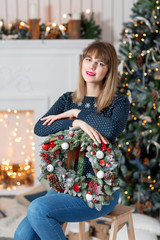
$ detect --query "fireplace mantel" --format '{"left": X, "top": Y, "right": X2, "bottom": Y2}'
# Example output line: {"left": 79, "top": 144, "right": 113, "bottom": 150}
{"left": 0, "top": 39, "right": 93, "bottom": 195}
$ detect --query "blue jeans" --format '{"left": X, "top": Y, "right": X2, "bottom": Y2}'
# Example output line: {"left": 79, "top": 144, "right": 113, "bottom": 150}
{"left": 14, "top": 188, "right": 119, "bottom": 240}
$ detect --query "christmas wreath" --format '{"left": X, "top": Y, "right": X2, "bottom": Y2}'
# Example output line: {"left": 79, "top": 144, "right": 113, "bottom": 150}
{"left": 39, "top": 127, "right": 119, "bottom": 211}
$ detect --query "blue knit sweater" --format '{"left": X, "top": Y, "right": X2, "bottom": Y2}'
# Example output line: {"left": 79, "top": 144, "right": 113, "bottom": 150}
{"left": 34, "top": 91, "right": 130, "bottom": 175}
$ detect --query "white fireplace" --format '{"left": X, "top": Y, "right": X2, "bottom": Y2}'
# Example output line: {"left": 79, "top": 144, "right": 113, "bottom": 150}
{"left": 0, "top": 39, "right": 93, "bottom": 195}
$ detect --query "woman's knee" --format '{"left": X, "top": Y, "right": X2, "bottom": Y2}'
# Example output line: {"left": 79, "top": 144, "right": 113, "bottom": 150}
{"left": 27, "top": 198, "right": 43, "bottom": 220}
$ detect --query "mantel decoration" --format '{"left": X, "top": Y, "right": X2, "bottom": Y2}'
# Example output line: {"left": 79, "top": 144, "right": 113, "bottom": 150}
{"left": 39, "top": 127, "right": 119, "bottom": 211}
{"left": 0, "top": 11, "right": 101, "bottom": 40}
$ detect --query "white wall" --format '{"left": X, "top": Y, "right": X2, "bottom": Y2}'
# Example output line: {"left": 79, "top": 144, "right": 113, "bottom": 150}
{"left": 0, "top": 0, "right": 137, "bottom": 49}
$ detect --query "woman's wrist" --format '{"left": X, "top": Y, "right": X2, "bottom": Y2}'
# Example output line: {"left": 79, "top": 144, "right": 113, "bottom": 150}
{"left": 73, "top": 109, "right": 81, "bottom": 118}
{"left": 72, "top": 119, "right": 80, "bottom": 127}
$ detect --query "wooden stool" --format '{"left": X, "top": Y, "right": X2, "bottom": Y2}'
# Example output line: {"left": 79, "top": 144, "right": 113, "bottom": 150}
{"left": 62, "top": 204, "right": 135, "bottom": 240}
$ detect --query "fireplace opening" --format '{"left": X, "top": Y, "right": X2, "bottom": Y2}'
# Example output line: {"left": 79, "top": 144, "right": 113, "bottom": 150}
{"left": 0, "top": 109, "right": 35, "bottom": 191}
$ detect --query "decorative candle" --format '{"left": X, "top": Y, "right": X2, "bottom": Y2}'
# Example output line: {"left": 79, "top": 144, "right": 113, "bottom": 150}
{"left": 29, "top": 3, "right": 37, "bottom": 19}
{"left": 72, "top": 12, "right": 81, "bottom": 20}
{"left": 0, "top": 20, "right": 3, "bottom": 33}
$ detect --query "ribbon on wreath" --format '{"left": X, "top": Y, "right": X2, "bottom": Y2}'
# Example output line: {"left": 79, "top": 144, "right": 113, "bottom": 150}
{"left": 147, "top": 139, "right": 160, "bottom": 159}
{"left": 65, "top": 146, "right": 80, "bottom": 170}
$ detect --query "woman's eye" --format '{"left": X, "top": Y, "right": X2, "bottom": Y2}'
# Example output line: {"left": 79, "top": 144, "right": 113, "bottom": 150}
{"left": 86, "top": 58, "right": 91, "bottom": 61}
{"left": 98, "top": 62, "right": 105, "bottom": 66}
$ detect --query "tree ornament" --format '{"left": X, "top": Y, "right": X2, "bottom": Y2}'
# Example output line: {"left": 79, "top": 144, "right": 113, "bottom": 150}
{"left": 86, "top": 193, "right": 93, "bottom": 201}
{"left": 58, "top": 134, "right": 63, "bottom": 139}
{"left": 152, "top": 90, "right": 159, "bottom": 102}
{"left": 69, "top": 131, "right": 74, "bottom": 137}
{"left": 99, "top": 159, "right": 106, "bottom": 166}
{"left": 87, "top": 146, "right": 92, "bottom": 152}
{"left": 47, "top": 164, "right": 54, "bottom": 172}
{"left": 42, "top": 143, "right": 50, "bottom": 151}
{"left": 39, "top": 127, "right": 118, "bottom": 211}
{"left": 97, "top": 170, "right": 104, "bottom": 179}
{"left": 61, "top": 142, "right": 69, "bottom": 150}
{"left": 58, "top": 161, "right": 63, "bottom": 166}
{"left": 136, "top": 54, "right": 144, "bottom": 68}
{"left": 50, "top": 142, "right": 56, "bottom": 148}
{"left": 96, "top": 150, "right": 104, "bottom": 159}
{"left": 54, "top": 150, "right": 61, "bottom": 154}
{"left": 106, "top": 163, "right": 110, "bottom": 167}
{"left": 73, "top": 184, "right": 80, "bottom": 192}
{"left": 92, "top": 144, "right": 97, "bottom": 148}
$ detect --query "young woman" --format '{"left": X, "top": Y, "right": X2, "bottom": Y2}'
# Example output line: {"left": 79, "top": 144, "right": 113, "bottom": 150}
{"left": 14, "top": 41, "right": 130, "bottom": 240}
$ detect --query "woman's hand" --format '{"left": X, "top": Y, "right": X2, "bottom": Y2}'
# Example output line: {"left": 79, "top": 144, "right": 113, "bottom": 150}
{"left": 40, "top": 109, "right": 81, "bottom": 126}
{"left": 72, "top": 119, "right": 109, "bottom": 144}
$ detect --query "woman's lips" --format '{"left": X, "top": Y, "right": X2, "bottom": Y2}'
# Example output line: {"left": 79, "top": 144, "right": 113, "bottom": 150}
{"left": 86, "top": 71, "right": 96, "bottom": 76}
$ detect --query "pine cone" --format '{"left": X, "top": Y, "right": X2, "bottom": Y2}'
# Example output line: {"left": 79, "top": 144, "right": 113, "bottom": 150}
{"left": 104, "top": 195, "right": 110, "bottom": 201}
{"left": 54, "top": 182, "right": 64, "bottom": 192}
{"left": 48, "top": 174, "right": 59, "bottom": 184}
{"left": 104, "top": 172, "right": 114, "bottom": 181}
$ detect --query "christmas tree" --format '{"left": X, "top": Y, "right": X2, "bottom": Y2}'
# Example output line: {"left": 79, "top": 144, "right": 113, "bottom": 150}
{"left": 117, "top": 0, "right": 160, "bottom": 213}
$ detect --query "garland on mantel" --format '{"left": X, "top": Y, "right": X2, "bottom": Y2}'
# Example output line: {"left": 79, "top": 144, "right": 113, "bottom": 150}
{"left": 39, "top": 127, "right": 120, "bottom": 211}
{"left": 0, "top": 12, "right": 101, "bottom": 40}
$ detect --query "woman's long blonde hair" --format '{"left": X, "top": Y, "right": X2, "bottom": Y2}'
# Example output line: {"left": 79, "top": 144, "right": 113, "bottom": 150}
{"left": 72, "top": 41, "right": 118, "bottom": 113}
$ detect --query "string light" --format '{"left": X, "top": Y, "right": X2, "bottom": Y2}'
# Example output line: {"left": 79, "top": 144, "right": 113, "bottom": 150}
{"left": 0, "top": 110, "right": 35, "bottom": 190}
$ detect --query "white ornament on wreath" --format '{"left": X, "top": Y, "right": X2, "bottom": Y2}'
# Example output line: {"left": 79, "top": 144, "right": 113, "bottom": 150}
{"left": 47, "top": 164, "right": 54, "bottom": 172}
{"left": 86, "top": 193, "right": 93, "bottom": 201}
{"left": 97, "top": 170, "right": 104, "bottom": 179}
{"left": 61, "top": 142, "right": 69, "bottom": 150}
{"left": 96, "top": 150, "right": 104, "bottom": 159}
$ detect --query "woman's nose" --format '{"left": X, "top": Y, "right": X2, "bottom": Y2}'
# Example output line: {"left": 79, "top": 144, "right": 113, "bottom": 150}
{"left": 89, "top": 62, "right": 96, "bottom": 70}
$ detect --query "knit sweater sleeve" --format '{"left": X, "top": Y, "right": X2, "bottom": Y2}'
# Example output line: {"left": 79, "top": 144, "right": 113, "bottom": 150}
{"left": 34, "top": 92, "right": 74, "bottom": 137}
{"left": 77, "top": 95, "right": 130, "bottom": 140}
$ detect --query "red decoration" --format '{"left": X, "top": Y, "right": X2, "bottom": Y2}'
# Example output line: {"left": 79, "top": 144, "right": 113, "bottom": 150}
{"left": 69, "top": 131, "right": 74, "bottom": 137}
{"left": 73, "top": 184, "right": 80, "bottom": 192}
{"left": 106, "top": 163, "right": 110, "bottom": 167}
{"left": 92, "top": 144, "right": 97, "bottom": 148}
{"left": 50, "top": 154, "right": 55, "bottom": 158}
{"left": 42, "top": 143, "right": 50, "bottom": 151}
{"left": 46, "top": 159, "right": 50, "bottom": 164}
{"left": 58, "top": 135, "right": 63, "bottom": 139}
{"left": 101, "top": 142, "right": 108, "bottom": 151}
{"left": 50, "top": 142, "right": 56, "bottom": 148}
{"left": 43, "top": 153, "right": 48, "bottom": 159}
{"left": 91, "top": 151, "right": 95, "bottom": 155}
{"left": 93, "top": 198, "right": 98, "bottom": 203}
{"left": 99, "top": 159, "right": 106, "bottom": 166}
{"left": 88, "top": 190, "right": 92, "bottom": 194}
{"left": 54, "top": 150, "right": 61, "bottom": 154}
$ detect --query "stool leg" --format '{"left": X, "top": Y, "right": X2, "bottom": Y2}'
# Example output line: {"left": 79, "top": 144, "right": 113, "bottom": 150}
{"left": 127, "top": 213, "right": 135, "bottom": 240}
{"left": 109, "top": 220, "right": 118, "bottom": 240}
{"left": 79, "top": 222, "right": 86, "bottom": 240}
{"left": 62, "top": 222, "right": 68, "bottom": 233}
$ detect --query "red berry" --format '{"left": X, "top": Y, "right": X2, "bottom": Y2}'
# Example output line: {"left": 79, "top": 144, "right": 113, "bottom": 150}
{"left": 99, "top": 159, "right": 106, "bottom": 166}
{"left": 50, "top": 142, "right": 56, "bottom": 148}
{"left": 93, "top": 199, "right": 98, "bottom": 203}
{"left": 88, "top": 191, "right": 92, "bottom": 194}
{"left": 69, "top": 131, "right": 74, "bottom": 137}
{"left": 54, "top": 150, "right": 60, "bottom": 154}
{"left": 92, "top": 144, "right": 97, "bottom": 148}
{"left": 50, "top": 154, "right": 55, "bottom": 158}
{"left": 46, "top": 159, "right": 50, "bottom": 164}
{"left": 58, "top": 135, "right": 63, "bottom": 139}
{"left": 42, "top": 143, "right": 50, "bottom": 151}
{"left": 106, "top": 163, "right": 110, "bottom": 167}
{"left": 91, "top": 151, "right": 95, "bottom": 155}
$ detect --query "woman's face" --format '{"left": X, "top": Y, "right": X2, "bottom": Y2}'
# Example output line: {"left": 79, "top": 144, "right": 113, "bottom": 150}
{"left": 82, "top": 54, "right": 108, "bottom": 85}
